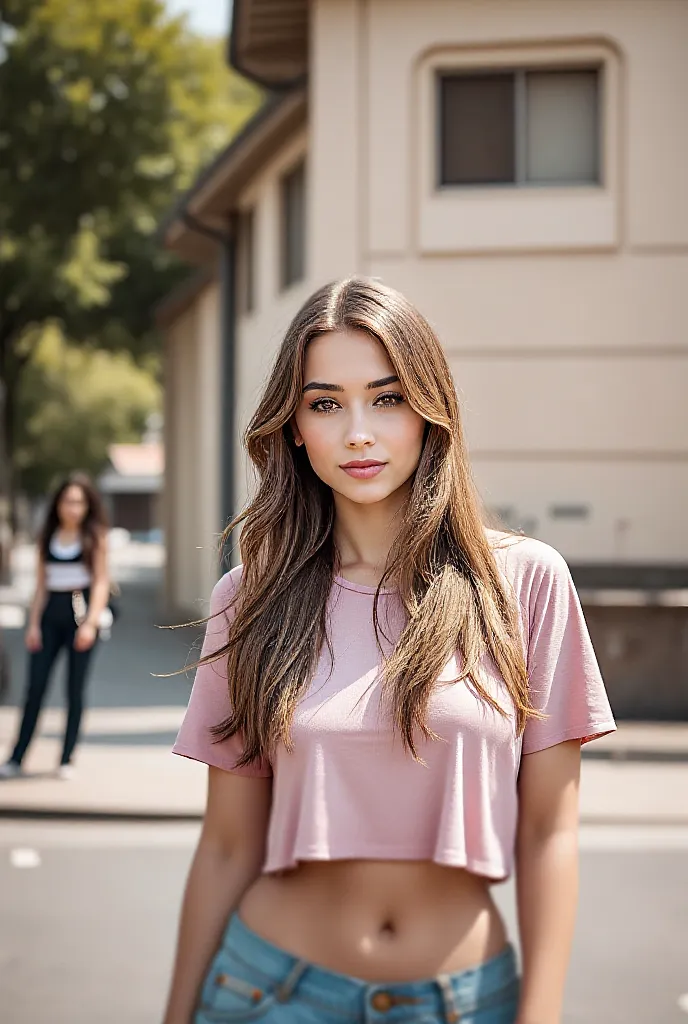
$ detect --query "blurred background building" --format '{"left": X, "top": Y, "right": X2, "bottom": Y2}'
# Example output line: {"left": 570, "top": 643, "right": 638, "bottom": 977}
{"left": 97, "top": 414, "right": 164, "bottom": 540}
{"left": 158, "top": 0, "right": 688, "bottom": 717}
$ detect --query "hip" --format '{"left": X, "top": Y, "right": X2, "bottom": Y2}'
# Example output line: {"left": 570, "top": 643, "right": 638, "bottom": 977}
{"left": 42, "top": 589, "right": 90, "bottom": 627}
{"left": 196, "top": 912, "right": 519, "bottom": 1024}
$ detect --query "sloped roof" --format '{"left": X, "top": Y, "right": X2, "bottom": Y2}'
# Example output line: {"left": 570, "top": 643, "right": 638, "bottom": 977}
{"left": 159, "top": 90, "right": 307, "bottom": 263}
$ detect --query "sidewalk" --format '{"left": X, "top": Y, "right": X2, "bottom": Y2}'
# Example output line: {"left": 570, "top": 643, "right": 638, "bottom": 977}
{"left": 1, "top": 542, "right": 687, "bottom": 824}
{"left": 1, "top": 709, "right": 687, "bottom": 823}
{"left": 0, "top": 539, "right": 206, "bottom": 819}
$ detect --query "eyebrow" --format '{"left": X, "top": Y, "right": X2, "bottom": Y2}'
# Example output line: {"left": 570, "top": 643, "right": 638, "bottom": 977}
{"left": 302, "top": 375, "right": 399, "bottom": 393}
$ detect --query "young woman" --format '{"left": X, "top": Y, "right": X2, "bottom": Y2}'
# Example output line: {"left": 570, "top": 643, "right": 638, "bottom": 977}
{"left": 0, "top": 473, "right": 110, "bottom": 779}
{"left": 164, "top": 278, "right": 616, "bottom": 1024}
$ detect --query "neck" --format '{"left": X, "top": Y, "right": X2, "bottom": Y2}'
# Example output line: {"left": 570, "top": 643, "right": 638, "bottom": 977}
{"left": 332, "top": 484, "right": 410, "bottom": 586}
{"left": 57, "top": 526, "right": 80, "bottom": 539}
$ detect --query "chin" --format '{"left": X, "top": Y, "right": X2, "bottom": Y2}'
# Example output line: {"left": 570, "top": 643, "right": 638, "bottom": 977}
{"left": 337, "top": 482, "right": 402, "bottom": 505}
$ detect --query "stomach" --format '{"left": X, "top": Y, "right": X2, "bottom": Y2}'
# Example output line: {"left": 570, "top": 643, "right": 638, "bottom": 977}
{"left": 238, "top": 858, "right": 508, "bottom": 982}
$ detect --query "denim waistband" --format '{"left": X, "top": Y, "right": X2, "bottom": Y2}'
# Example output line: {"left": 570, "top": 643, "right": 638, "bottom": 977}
{"left": 221, "top": 913, "right": 519, "bottom": 1021}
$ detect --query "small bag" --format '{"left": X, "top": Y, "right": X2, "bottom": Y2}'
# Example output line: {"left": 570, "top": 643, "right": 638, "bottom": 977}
{"left": 72, "top": 584, "right": 120, "bottom": 641}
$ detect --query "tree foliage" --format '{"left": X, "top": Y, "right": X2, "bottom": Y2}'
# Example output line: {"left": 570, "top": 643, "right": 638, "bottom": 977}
{"left": 16, "top": 326, "right": 161, "bottom": 497}
{"left": 0, "top": 0, "right": 261, "bottom": 497}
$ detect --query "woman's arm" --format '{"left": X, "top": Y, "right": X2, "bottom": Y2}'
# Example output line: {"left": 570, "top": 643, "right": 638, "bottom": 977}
{"left": 515, "top": 739, "right": 581, "bottom": 1024}
{"left": 162, "top": 766, "right": 272, "bottom": 1024}
{"left": 74, "top": 532, "right": 110, "bottom": 651}
{"left": 85, "top": 532, "right": 110, "bottom": 627}
{"left": 26, "top": 556, "right": 47, "bottom": 651}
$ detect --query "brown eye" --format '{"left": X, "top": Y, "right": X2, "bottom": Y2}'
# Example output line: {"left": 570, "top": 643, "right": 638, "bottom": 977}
{"left": 374, "top": 392, "right": 405, "bottom": 408}
{"left": 310, "top": 397, "right": 340, "bottom": 413}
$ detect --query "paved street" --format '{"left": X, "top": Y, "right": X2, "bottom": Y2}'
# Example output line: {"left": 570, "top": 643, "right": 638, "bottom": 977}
{"left": 1, "top": 818, "right": 687, "bottom": 1024}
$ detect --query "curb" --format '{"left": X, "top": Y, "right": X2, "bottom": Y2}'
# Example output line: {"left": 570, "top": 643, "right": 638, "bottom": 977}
{"left": 581, "top": 749, "right": 688, "bottom": 764}
{"left": 0, "top": 807, "right": 202, "bottom": 823}
{"left": 579, "top": 814, "right": 688, "bottom": 826}
{"left": 2, "top": 807, "right": 687, "bottom": 827}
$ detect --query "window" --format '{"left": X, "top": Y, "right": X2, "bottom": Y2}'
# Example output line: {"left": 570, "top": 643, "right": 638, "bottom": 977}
{"left": 238, "top": 208, "right": 255, "bottom": 314}
{"left": 439, "top": 68, "right": 599, "bottom": 187}
{"left": 280, "top": 161, "right": 306, "bottom": 288}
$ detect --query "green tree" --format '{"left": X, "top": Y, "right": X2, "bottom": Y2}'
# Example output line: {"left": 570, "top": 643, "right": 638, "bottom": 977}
{"left": 15, "top": 325, "right": 161, "bottom": 497}
{"left": 0, "top": 0, "right": 260, "bottom": 504}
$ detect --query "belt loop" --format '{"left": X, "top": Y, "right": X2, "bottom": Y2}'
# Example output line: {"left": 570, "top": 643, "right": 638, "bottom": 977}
{"left": 274, "top": 958, "right": 309, "bottom": 1003}
{"left": 436, "top": 973, "right": 461, "bottom": 1024}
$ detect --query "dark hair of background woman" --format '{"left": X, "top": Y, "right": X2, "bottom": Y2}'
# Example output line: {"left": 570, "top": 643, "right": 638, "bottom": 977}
{"left": 38, "top": 472, "right": 109, "bottom": 571}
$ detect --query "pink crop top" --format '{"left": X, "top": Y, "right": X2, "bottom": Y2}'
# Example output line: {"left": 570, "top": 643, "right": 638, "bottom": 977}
{"left": 172, "top": 533, "right": 616, "bottom": 881}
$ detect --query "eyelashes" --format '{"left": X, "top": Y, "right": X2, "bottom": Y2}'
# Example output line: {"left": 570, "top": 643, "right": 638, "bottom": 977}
{"left": 308, "top": 392, "right": 406, "bottom": 414}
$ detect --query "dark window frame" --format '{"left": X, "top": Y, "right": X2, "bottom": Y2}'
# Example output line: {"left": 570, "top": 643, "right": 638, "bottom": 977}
{"left": 437, "top": 65, "right": 602, "bottom": 190}
{"left": 238, "top": 207, "right": 255, "bottom": 315}
{"left": 280, "top": 160, "right": 306, "bottom": 290}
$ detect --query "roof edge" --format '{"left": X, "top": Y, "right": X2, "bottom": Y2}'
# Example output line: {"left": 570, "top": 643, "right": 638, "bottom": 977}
{"left": 229, "top": 0, "right": 308, "bottom": 89}
{"left": 158, "top": 89, "right": 306, "bottom": 261}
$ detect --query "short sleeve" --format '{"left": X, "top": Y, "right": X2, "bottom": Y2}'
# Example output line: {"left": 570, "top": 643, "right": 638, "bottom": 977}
{"left": 521, "top": 547, "right": 616, "bottom": 756}
{"left": 172, "top": 569, "right": 272, "bottom": 777}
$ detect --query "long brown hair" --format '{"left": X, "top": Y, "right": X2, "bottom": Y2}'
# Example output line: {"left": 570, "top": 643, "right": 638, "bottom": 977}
{"left": 211, "top": 277, "right": 538, "bottom": 766}
{"left": 39, "top": 472, "right": 109, "bottom": 570}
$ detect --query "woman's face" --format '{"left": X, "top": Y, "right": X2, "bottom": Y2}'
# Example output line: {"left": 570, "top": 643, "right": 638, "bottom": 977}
{"left": 293, "top": 329, "right": 426, "bottom": 507}
{"left": 57, "top": 485, "right": 89, "bottom": 529}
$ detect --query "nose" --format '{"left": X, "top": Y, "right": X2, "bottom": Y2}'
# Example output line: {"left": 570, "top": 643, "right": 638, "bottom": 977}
{"left": 344, "top": 405, "right": 375, "bottom": 449}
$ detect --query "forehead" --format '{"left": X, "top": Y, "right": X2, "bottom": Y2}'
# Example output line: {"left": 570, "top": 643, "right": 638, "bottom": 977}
{"left": 61, "top": 486, "right": 86, "bottom": 502}
{"left": 304, "top": 329, "right": 394, "bottom": 382}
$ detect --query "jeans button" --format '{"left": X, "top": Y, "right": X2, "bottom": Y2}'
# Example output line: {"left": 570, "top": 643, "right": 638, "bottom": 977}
{"left": 371, "top": 991, "right": 393, "bottom": 1012}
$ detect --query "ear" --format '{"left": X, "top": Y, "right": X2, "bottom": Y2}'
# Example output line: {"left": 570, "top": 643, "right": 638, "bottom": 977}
{"left": 290, "top": 418, "right": 304, "bottom": 447}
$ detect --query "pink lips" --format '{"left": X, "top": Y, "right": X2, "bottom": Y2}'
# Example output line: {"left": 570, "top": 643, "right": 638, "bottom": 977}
{"left": 340, "top": 459, "right": 386, "bottom": 479}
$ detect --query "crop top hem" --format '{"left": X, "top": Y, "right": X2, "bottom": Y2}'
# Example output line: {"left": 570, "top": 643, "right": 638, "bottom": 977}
{"left": 521, "top": 718, "right": 616, "bottom": 756}
{"left": 264, "top": 845, "right": 509, "bottom": 882}
{"left": 171, "top": 744, "right": 272, "bottom": 778}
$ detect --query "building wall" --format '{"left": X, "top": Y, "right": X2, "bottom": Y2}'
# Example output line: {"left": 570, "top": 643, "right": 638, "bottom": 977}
{"left": 165, "top": 0, "right": 687, "bottom": 611}
{"left": 163, "top": 285, "right": 222, "bottom": 614}
{"left": 310, "top": 0, "right": 688, "bottom": 567}
{"left": 234, "top": 129, "right": 314, "bottom": 519}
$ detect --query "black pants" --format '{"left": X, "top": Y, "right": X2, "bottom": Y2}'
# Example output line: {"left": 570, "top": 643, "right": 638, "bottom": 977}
{"left": 11, "top": 590, "right": 98, "bottom": 767}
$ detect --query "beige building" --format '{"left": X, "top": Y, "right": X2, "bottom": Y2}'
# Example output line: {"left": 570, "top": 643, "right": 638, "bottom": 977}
{"left": 158, "top": 0, "right": 688, "bottom": 624}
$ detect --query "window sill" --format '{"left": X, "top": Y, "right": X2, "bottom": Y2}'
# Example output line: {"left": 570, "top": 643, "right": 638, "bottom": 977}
{"left": 419, "top": 185, "right": 617, "bottom": 254}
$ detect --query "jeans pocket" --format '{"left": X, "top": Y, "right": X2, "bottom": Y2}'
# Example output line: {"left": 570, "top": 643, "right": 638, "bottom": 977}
{"left": 197, "top": 950, "right": 276, "bottom": 1022}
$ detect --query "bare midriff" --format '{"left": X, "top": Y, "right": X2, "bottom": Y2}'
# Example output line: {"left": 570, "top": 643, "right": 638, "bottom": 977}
{"left": 238, "top": 859, "right": 508, "bottom": 982}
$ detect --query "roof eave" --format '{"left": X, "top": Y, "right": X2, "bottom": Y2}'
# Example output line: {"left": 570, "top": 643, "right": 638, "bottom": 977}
{"left": 159, "top": 90, "right": 307, "bottom": 265}
{"left": 229, "top": 0, "right": 309, "bottom": 89}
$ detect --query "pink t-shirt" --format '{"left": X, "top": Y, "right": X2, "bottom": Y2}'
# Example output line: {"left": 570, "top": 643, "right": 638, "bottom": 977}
{"left": 172, "top": 533, "right": 616, "bottom": 880}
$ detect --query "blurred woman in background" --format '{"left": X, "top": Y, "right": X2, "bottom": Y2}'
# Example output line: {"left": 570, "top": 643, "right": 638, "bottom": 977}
{"left": 0, "top": 472, "right": 110, "bottom": 779}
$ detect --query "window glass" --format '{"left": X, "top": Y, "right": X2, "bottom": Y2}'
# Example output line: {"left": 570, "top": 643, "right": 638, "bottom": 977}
{"left": 440, "top": 74, "right": 515, "bottom": 185}
{"left": 526, "top": 70, "right": 599, "bottom": 183}
{"left": 281, "top": 162, "right": 306, "bottom": 288}
{"left": 239, "top": 208, "right": 255, "bottom": 313}
{"left": 439, "top": 67, "right": 600, "bottom": 187}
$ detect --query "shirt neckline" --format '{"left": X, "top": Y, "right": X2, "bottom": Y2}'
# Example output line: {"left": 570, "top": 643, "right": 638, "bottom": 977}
{"left": 50, "top": 535, "right": 82, "bottom": 554}
{"left": 334, "top": 575, "right": 395, "bottom": 596}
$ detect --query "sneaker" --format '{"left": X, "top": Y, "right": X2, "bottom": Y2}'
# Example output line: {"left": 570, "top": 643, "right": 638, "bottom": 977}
{"left": 0, "top": 761, "right": 23, "bottom": 779}
{"left": 55, "top": 764, "right": 75, "bottom": 781}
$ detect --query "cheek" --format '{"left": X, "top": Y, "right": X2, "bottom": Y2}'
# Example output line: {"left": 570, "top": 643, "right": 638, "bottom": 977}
{"left": 387, "top": 411, "right": 425, "bottom": 466}
{"left": 295, "top": 414, "right": 337, "bottom": 469}
{"left": 303, "top": 433, "right": 337, "bottom": 473}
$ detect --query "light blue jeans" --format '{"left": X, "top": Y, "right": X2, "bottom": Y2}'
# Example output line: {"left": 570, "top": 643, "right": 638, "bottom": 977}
{"left": 196, "top": 913, "right": 520, "bottom": 1023}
